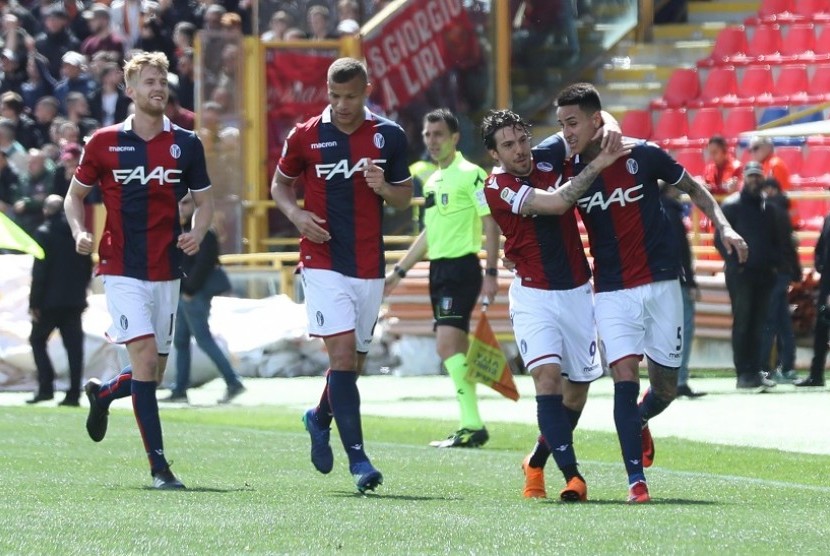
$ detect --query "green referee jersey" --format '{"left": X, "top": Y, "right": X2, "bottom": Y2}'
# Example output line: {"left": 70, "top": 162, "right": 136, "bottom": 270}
{"left": 423, "top": 151, "right": 490, "bottom": 260}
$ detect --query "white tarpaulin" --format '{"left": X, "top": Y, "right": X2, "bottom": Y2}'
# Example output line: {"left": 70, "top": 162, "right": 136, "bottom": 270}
{"left": 740, "top": 119, "right": 830, "bottom": 138}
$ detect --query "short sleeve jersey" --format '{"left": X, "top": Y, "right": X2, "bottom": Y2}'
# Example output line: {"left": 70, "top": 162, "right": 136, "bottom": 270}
{"left": 278, "top": 106, "right": 411, "bottom": 279}
{"left": 74, "top": 115, "right": 211, "bottom": 281}
{"left": 483, "top": 134, "right": 590, "bottom": 290}
{"left": 423, "top": 151, "right": 489, "bottom": 260}
{"left": 567, "top": 140, "right": 684, "bottom": 292}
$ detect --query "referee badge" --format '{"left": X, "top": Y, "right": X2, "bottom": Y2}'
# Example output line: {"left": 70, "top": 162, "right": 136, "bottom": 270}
{"left": 441, "top": 193, "right": 449, "bottom": 206}
{"left": 440, "top": 297, "right": 453, "bottom": 315}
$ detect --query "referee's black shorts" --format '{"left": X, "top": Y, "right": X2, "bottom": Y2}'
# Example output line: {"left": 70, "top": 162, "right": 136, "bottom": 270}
{"left": 429, "top": 253, "right": 483, "bottom": 333}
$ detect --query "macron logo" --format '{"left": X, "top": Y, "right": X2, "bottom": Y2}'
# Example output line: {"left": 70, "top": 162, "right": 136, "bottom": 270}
{"left": 310, "top": 141, "right": 338, "bottom": 150}
{"left": 109, "top": 146, "right": 135, "bottom": 152}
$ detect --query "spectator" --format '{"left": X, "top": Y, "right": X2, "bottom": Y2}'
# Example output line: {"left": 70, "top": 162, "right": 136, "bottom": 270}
{"left": 34, "top": 4, "right": 80, "bottom": 81}
{"left": 336, "top": 18, "right": 359, "bottom": 36}
{"left": 55, "top": 119, "right": 81, "bottom": 146}
{"left": 750, "top": 135, "right": 799, "bottom": 227}
{"left": 162, "top": 193, "right": 245, "bottom": 404}
{"left": 796, "top": 212, "right": 830, "bottom": 387}
{"left": 134, "top": 15, "right": 174, "bottom": 61}
{"left": 758, "top": 177, "right": 802, "bottom": 383}
{"left": 110, "top": 0, "right": 145, "bottom": 51}
{"left": 307, "top": 5, "right": 337, "bottom": 39}
{"left": 1, "top": 12, "right": 28, "bottom": 68}
{"left": 716, "top": 161, "right": 782, "bottom": 391}
{"left": 173, "top": 47, "right": 195, "bottom": 111}
{"left": 703, "top": 135, "right": 742, "bottom": 197}
{"left": 661, "top": 181, "right": 706, "bottom": 398}
{"left": 0, "top": 0, "right": 39, "bottom": 38}
{"left": 202, "top": 3, "right": 226, "bottom": 31}
{"left": 1, "top": 91, "right": 39, "bottom": 149}
{"left": 260, "top": 9, "right": 291, "bottom": 40}
{"left": 0, "top": 149, "right": 21, "bottom": 215}
{"left": 87, "top": 49, "right": 120, "bottom": 81}
{"left": 32, "top": 96, "right": 60, "bottom": 148}
{"left": 0, "top": 116, "right": 28, "bottom": 175}
{"left": 80, "top": 3, "right": 126, "bottom": 60}
{"left": 13, "top": 147, "right": 55, "bottom": 236}
{"left": 51, "top": 141, "right": 81, "bottom": 198}
{"left": 26, "top": 194, "right": 92, "bottom": 406}
{"left": 171, "top": 21, "right": 196, "bottom": 75}
{"left": 0, "top": 48, "right": 26, "bottom": 95}
{"left": 20, "top": 53, "right": 55, "bottom": 114}
{"left": 65, "top": 91, "right": 101, "bottom": 139}
{"left": 53, "top": 51, "right": 96, "bottom": 111}
{"left": 337, "top": 0, "right": 361, "bottom": 23}
{"left": 220, "top": 10, "right": 243, "bottom": 34}
{"left": 88, "top": 62, "right": 131, "bottom": 127}
{"left": 165, "top": 87, "right": 194, "bottom": 130}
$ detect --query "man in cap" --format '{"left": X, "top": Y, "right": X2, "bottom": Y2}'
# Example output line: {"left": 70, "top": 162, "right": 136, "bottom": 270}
{"left": 34, "top": 4, "right": 80, "bottom": 80}
{"left": 81, "top": 4, "right": 126, "bottom": 60}
{"left": 716, "top": 161, "right": 786, "bottom": 391}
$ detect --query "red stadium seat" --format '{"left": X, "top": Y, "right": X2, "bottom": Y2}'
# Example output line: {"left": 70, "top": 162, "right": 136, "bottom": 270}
{"left": 738, "top": 65, "right": 775, "bottom": 106}
{"left": 773, "top": 65, "right": 810, "bottom": 105}
{"left": 697, "top": 26, "right": 748, "bottom": 67}
{"left": 620, "top": 109, "right": 652, "bottom": 140}
{"left": 807, "top": 65, "right": 830, "bottom": 102}
{"left": 687, "top": 108, "right": 725, "bottom": 146}
{"left": 673, "top": 148, "right": 706, "bottom": 178}
{"left": 745, "top": 0, "right": 795, "bottom": 25}
{"left": 791, "top": 146, "right": 830, "bottom": 187}
{"left": 775, "top": 146, "right": 804, "bottom": 176}
{"left": 780, "top": 24, "right": 817, "bottom": 62}
{"left": 690, "top": 66, "right": 740, "bottom": 108}
{"left": 744, "top": 25, "right": 783, "bottom": 64}
{"left": 649, "top": 68, "right": 700, "bottom": 109}
{"left": 723, "top": 106, "right": 758, "bottom": 144}
{"left": 813, "top": 25, "right": 830, "bottom": 61}
{"left": 793, "top": 0, "right": 830, "bottom": 23}
{"left": 652, "top": 109, "right": 690, "bottom": 149}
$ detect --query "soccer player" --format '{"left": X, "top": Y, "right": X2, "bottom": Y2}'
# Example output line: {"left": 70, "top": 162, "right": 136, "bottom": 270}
{"left": 64, "top": 51, "right": 215, "bottom": 490}
{"left": 556, "top": 83, "right": 747, "bottom": 502}
{"left": 271, "top": 57, "right": 413, "bottom": 493}
{"left": 481, "top": 109, "right": 630, "bottom": 501}
{"left": 384, "top": 108, "right": 499, "bottom": 449}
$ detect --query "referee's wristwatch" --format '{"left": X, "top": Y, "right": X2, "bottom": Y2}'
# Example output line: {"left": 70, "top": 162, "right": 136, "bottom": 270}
{"left": 485, "top": 267, "right": 498, "bottom": 277}
{"left": 394, "top": 265, "right": 407, "bottom": 278}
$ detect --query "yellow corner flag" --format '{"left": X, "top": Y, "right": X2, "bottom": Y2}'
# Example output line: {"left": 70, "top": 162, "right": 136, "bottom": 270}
{"left": 465, "top": 310, "right": 519, "bottom": 401}
{"left": 0, "top": 211, "right": 44, "bottom": 259}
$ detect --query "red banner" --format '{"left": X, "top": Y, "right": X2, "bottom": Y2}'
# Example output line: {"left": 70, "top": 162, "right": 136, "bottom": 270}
{"left": 363, "top": 0, "right": 481, "bottom": 112}
{"left": 265, "top": 50, "right": 335, "bottom": 177}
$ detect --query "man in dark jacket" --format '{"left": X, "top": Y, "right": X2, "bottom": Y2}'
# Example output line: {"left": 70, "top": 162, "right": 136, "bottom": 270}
{"left": 759, "top": 178, "right": 802, "bottom": 383}
{"left": 162, "top": 194, "right": 244, "bottom": 404}
{"left": 716, "top": 161, "right": 783, "bottom": 391}
{"left": 796, "top": 214, "right": 830, "bottom": 387}
{"left": 27, "top": 194, "right": 92, "bottom": 405}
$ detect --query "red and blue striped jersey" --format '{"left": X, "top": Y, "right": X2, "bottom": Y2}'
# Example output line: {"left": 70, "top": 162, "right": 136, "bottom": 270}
{"left": 568, "top": 140, "right": 684, "bottom": 292}
{"left": 277, "top": 106, "right": 411, "bottom": 279}
{"left": 74, "top": 116, "right": 211, "bottom": 281}
{"left": 484, "top": 135, "right": 590, "bottom": 290}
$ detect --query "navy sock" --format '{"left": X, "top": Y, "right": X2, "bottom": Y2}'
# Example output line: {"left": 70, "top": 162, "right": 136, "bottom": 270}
{"left": 536, "top": 395, "right": 578, "bottom": 480}
{"left": 530, "top": 405, "right": 582, "bottom": 469}
{"left": 97, "top": 365, "right": 132, "bottom": 409}
{"left": 614, "top": 381, "right": 645, "bottom": 484}
{"left": 131, "top": 379, "right": 168, "bottom": 473}
{"left": 528, "top": 434, "right": 550, "bottom": 469}
{"left": 315, "top": 369, "right": 333, "bottom": 428}
{"left": 327, "top": 370, "right": 367, "bottom": 468}
{"left": 565, "top": 406, "right": 583, "bottom": 430}
{"left": 638, "top": 387, "right": 672, "bottom": 425}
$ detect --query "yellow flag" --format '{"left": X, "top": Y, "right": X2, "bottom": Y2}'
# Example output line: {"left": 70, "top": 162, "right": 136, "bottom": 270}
{"left": 0, "top": 212, "right": 44, "bottom": 259}
{"left": 466, "top": 312, "right": 519, "bottom": 401}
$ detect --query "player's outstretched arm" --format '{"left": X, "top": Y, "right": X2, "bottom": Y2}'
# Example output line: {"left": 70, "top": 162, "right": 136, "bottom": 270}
{"left": 64, "top": 180, "right": 93, "bottom": 255}
{"left": 270, "top": 169, "right": 331, "bottom": 243}
{"left": 674, "top": 172, "right": 748, "bottom": 263}
{"left": 520, "top": 140, "right": 633, "bottom": 216}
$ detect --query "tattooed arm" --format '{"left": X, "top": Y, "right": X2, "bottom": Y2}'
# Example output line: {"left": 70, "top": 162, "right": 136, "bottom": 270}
{"left": 674, "top": 172, "right": 749, "bottom": 263}
{"left": 519, "top": 141, "right": 633, "bottom": 216}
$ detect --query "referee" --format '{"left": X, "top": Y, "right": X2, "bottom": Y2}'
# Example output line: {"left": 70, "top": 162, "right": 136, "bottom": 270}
{"left": 385, "top": 108, "right": 500, "bottom": 448}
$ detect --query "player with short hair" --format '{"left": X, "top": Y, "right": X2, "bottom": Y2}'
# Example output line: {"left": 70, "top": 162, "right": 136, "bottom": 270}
{"left": 271, "top": 57, "right": 413, "bottom": 493}
{"left": 481, "top": 109, "right": 630, "bottom": 501}
{"left": 64, "top": 51, "right": 215, "bottom": 489}
{"left": 385, "top": 108, "right": 500, "bottom": 448}
{"left": 556, "top": 83, "right": 746, "bottom": 502}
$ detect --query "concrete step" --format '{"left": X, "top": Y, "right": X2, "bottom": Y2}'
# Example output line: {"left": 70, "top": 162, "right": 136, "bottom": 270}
{"left": 653, "top": 22, "right": 727, "bottom": 42}
{"left": 688, "top": 0, "right": 760, "bottom": 24}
